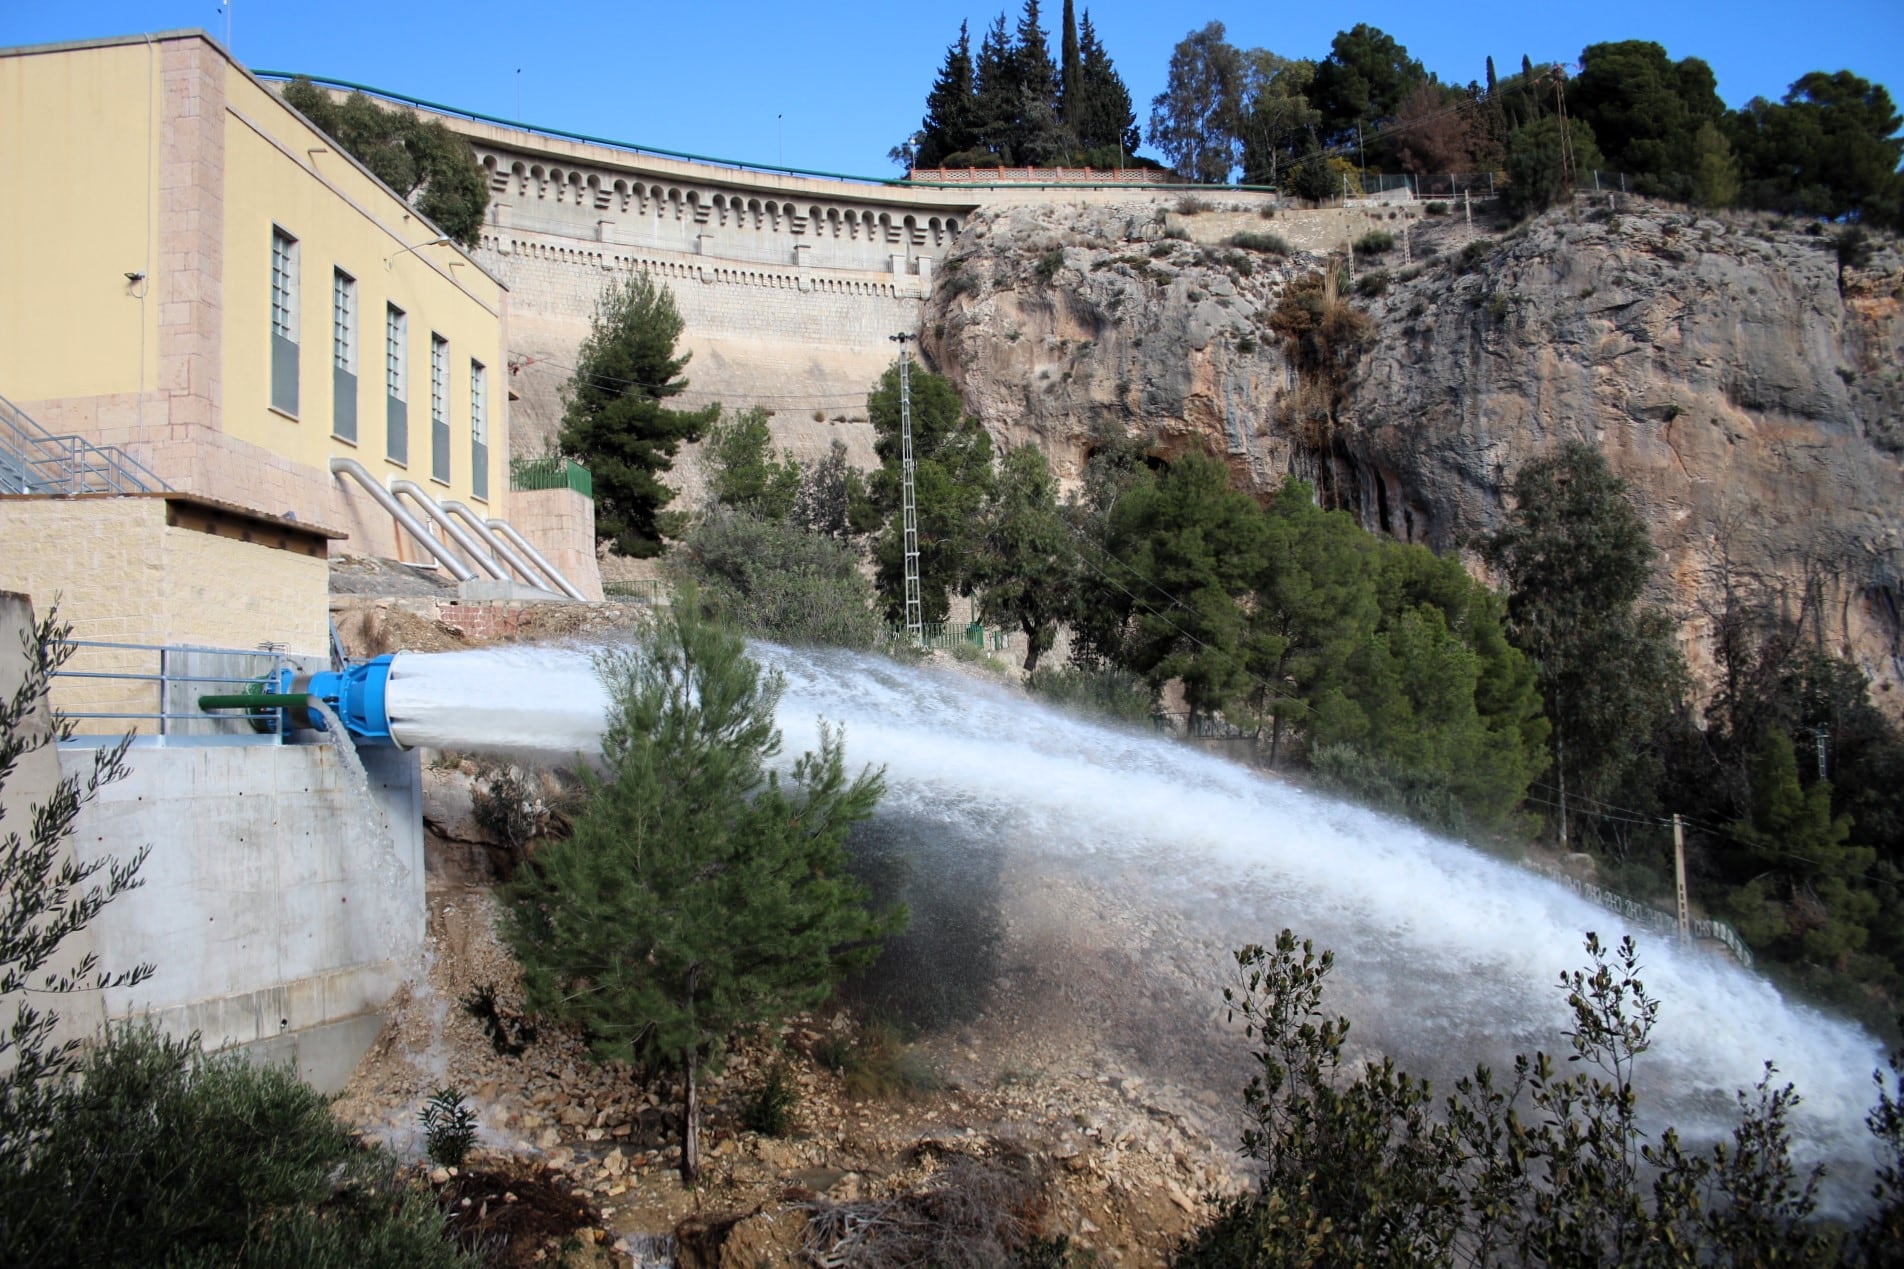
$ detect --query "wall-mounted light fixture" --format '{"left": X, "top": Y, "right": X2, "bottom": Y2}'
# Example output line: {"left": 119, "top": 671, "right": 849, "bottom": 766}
{"left": 384, "top": 235, "right": 455, "bottom": 269}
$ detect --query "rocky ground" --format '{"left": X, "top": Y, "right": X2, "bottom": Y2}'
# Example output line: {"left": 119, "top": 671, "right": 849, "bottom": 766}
{"left": 333, "top": 878, "right": 1248, "bottom": 1268}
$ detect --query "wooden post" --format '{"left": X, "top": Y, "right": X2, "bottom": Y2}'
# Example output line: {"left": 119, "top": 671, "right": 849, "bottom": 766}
{"left": 1673, "top": 813, "right": 1690, "bottom": 942}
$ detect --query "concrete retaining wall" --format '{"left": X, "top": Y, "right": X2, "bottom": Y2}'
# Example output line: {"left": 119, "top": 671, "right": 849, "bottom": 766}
{"left": 62, "top": 739, "right": 423, "bottom": 1093}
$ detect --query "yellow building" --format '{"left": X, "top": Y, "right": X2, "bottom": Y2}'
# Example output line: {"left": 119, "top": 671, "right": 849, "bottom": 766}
{"left": 0, "top": 30, "right": 598, "bottom": 597}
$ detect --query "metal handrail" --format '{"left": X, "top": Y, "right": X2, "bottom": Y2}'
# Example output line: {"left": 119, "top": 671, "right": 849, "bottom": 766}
{"left": 0, "top": 392, "right": 169, "bottom": 495}
{"left": 49, "top": 638, "right": 293, "bottom": 741}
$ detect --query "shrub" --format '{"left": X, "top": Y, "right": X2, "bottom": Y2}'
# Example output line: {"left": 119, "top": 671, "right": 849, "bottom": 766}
{"left": 1162, "top": 224, "right": 1190, "bottom": 241}
{"left": 1424, "top": 200, "right": 1449, "bottom": 215}
{"left": 2, "top": 1026, "right": 472, "bottom": 1267}
{"left": 840, "top": 1021, "right": 944, "bottom": 1100}
{"left": 669, "top": 507, "right": 882, "bottom": 647}
{"left": 1227, "top": 230, "right": 1290, "bottom": 256}
{"left": 1175, "top": 194, "right": 1209, "bottom": 215}
{"left": 1457, "top": 237, "right": 1496, "bottom": 273}
{"left": 1034, "top": 247, "right": 1065, "bottom": 283}
{"left": 1355, "top": 269, "right": 1391, "bottom": 297}
{"left": 419, "top": 1087, "right": 478, "bottom": 1169}
{"left": 1354, "top": 229, "right": 1395, "bottom": 255}
{"left": 742, "top": 1063, "right": 801, "bottom": 1137}
{"left": 462, "top": 983, "right": 537, "bottom": 1057}
{"left": 1025, "top": 664, "right": 1154, "bottom": 727}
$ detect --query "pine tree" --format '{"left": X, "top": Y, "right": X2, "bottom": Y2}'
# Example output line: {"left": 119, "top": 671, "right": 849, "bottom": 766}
{"left": 971, "top": 14, "right": 1019, "bottom": 162}
{"left": 502, "top": 606, "right": 896, "bottom": 1183}
{"left": 974, "top": 446, "right": 1079, "bottom": 672}
{"left": 1009, "top": 0, "right": 1065, "bottom": 163}
{"left": 557, "top": 271, "right": 719, "bottom": 558}
{"left": 916, "top": 22, "right": 978, "bottom": 168}
{"left": 1075, "top": 10, "right": 1141, "bottom": 160}
{"left": 1483, "top": 441, "right": 1685, "bottom": 846}
{"left": 865, "top": 361, "right": 993, "bottom": 625}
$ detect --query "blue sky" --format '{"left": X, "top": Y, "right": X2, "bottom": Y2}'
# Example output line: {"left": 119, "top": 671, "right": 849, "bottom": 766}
{"left": 6, "top": 1, "right": 1900, "bottom": 178}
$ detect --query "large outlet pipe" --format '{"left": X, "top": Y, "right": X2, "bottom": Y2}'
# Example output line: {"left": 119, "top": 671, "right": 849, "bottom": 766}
{"left": 200, "top": 655, "right": 400, "bottom": 744}
{"left": 198, "top": 648, "right": 608, "bottom": 754}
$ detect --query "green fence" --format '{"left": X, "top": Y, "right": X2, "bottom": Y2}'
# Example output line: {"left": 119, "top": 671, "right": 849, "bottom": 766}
{"left": 889, "top": 622, "right": 1006, "bottom": 652}
{"left": 510, "top": 456, "right": 593, "bottom": 498}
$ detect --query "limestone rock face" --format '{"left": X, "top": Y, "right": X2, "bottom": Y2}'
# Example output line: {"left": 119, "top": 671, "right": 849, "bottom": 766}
{"left": 925, "top": 199, "right": 1904, "bottom": 704}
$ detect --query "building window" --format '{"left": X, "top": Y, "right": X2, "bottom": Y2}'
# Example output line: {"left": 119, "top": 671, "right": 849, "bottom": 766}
{"left": 331, "top": 269, "right": 357, "bottom": 442}
{"left": 385, "top": 304, "right": 407, "bottom": 464}
{"left": 269, "top": 227, "right": 299, "bottom": 416}
{"left": 430, "top": 335, "right": 450, "bottom": 484}
{"left": 470, "top": 360, "right": 489, "bottom": 501}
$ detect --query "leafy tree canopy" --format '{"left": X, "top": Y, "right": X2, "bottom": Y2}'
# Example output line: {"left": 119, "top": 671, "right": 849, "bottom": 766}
{"left": 557, "top": 271, "right": 718, "bottom": 558}
{"left": 866, "top": 359, "right": 994, "bottom": 625}
{"left": 974, "top": 445, "right": 1080, "bottom": 671}
{"left": 1148, "top": 22, "right": 1248, "bottom": 184}
{"left": 1569, "top": 40, "right": 1728, "bottom": 200}
{"left": 1732, "top": 70, "right": 1904, "bottom": 226}
{"left": 1308, "top": 23, "right": 1427, "bottom": 148}
{"left": 281, "top": 79, "right": 488, "bottom": 246}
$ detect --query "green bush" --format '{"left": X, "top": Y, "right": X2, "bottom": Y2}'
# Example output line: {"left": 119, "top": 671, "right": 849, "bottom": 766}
{"left": 1, "top": 1026, "right": 471, "bottom": 1267}
{"left": 1424, "top": 200, "right": 1449, "bottom": 215}
{"left": 1355, "top": 269, "right": 1391, "bottom": 297}
{"left": 840, "top": 1021, "right": 944, "bottom": 1101}
{"left": 1175, "top": 194, "right": 1209, "bottom": 215}
{"left": 1354, "top": 229, "right": 1395, "bottom": 255}
{"left": 1025, "top": 665, "right": 1155, "bottom": 727}
{"left": 670, "top": 507, "right": 882, "bottom": 647}
{"left": 1308, "top": 742, "right": 1469, "bottom": 836}
{"left": 419, "top": 1087, "right": 477, "bottom": 1169}
{"left": 741, "top": 1063, "right": 801, "bottom": 1137}
{"left": 1034, "top": 247, "right": 1066, "bottom": 283}
{"left": 1227, "top": 230, "right": 1290, "bottom": 256}
{"left": 1457, "top": 237, "right": 1496, "bottom": 273}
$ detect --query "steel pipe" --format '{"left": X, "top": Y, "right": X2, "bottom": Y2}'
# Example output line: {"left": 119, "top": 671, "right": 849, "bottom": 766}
{"left": 329, "top": 458, "right": 477, "bottom": 581}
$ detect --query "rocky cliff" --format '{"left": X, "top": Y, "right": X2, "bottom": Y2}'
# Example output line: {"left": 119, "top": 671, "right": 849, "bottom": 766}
{"left": 924, "top": 197, "right": 1904, "bottom": 705}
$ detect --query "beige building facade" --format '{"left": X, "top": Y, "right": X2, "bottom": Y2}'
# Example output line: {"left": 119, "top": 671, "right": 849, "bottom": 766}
{"left": 0, "top": 31, "right": 596, "bottom": 595}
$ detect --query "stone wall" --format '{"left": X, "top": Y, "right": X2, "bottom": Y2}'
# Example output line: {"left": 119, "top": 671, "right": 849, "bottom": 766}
{"left": 0, "top": 496, "right": 331, "bottom": 726}
{"left": 507, "top": 485, "right": 601, "bottom": 601}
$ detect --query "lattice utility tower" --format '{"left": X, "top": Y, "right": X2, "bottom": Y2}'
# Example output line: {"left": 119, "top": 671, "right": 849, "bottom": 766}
{"left": 1548, "top": 65, "right": 1577, "bottom": 190}
{"left": 890, "top": 332, "right": 923, "bottom": 643}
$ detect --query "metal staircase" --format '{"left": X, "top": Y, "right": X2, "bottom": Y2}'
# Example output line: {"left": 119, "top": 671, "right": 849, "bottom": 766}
{"left": 0, "top": 392, "right": 169, "bottom": 495}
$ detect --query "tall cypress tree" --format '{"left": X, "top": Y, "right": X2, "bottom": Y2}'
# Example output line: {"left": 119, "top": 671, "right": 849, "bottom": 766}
{"left": 1060, "top": 0, "right": 1082, "bottom": 120}
{"left": 917, "top": 21, "right": 978, "bottom": 168}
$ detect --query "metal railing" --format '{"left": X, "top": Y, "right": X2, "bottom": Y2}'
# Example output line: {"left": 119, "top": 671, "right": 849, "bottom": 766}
{"left": 510, "top": 456, "right": 594, "bottom": 498}
{"left": 49, "top": 639, "right": 302, "bottom": 742}
{"left": 603, "top": 579, "right": 667, "bottom": 604}
{"left": 1529, "top": 861, "right": 1753, "bottom": 968}
{"left": 0, "top": 392, "right": 169, "bottom": 495}
{"left": 887, "top": 621, "right": 1006, "bottom": 652}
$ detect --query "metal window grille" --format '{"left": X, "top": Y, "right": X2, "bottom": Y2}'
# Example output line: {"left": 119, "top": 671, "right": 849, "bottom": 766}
{"left": 470, "top": 360, "right": 488, "bottom": 501}
{"left": 430, "top": 335, "right": 450, "bottom": 484}
{"left": 331, "top": 270, "right": 355, "bottom": 372}
{"left": 385, "top": 306, "right": 406, "bottom": 401}
{"left": 270, "top": 229, "right": 298, "bottom": 340}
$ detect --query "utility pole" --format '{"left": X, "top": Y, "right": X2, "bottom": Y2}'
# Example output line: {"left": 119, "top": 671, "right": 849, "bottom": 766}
{"left": 1673, "top": 813, "right": 1690, "bottom": 943}
{"left": 890, "top": 333, "right": 923, "bottom": 644}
